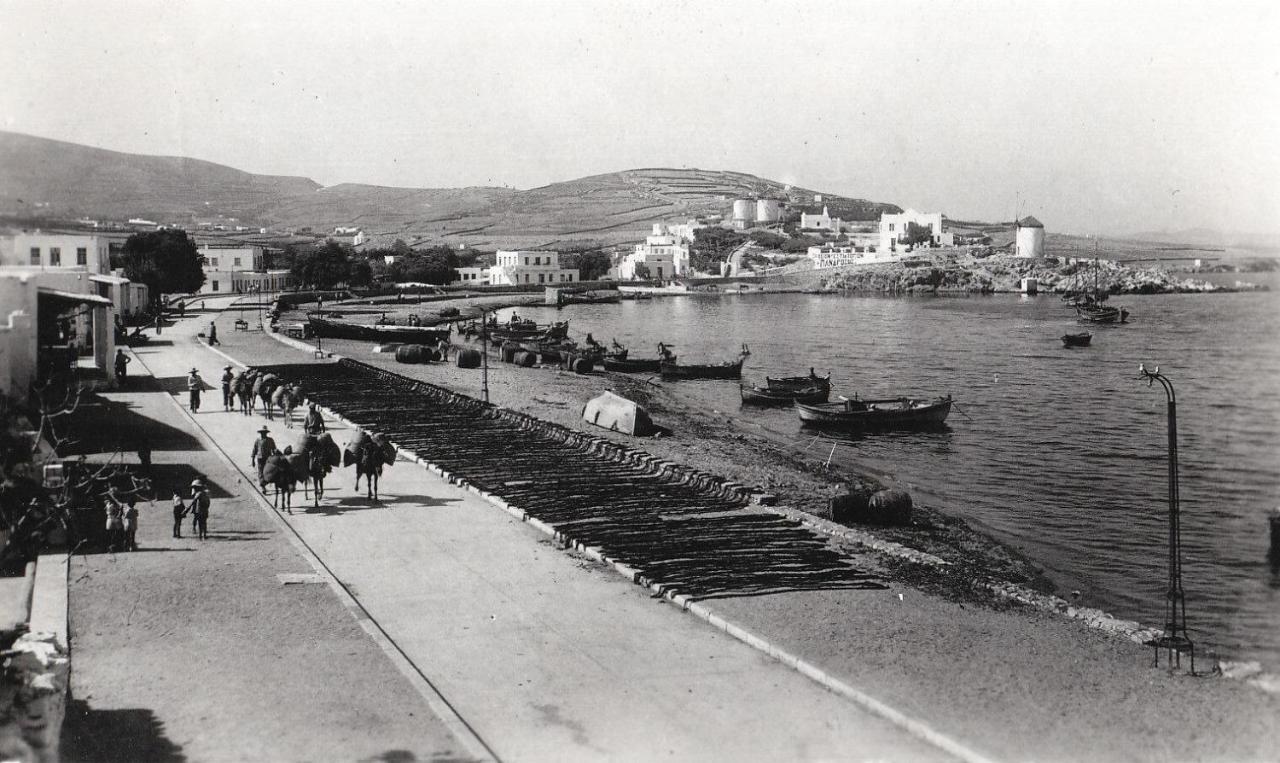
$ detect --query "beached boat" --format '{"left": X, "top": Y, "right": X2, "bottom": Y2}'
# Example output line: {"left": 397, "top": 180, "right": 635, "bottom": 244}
{"left": 740, "top": 383, "right": 830, "bottom": 406}
{"left": 659, "top": 345, "right": 750, "bottom": 380}
{"left": 1061, "top": 332, "right": 1093, "bottom": 347}
{"left": 488, "top": 320, "right": 570, "bottom": 343}
{"left": 308, "top": 315, "right": 450, "bottom": 344}
{"left": 795, "top": 395, "right": 953, "bottom": 430}
{"left": 764, "top": 370, "right": 831, "bottom": 392}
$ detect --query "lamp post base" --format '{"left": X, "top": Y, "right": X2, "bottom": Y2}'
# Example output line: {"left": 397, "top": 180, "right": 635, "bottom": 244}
{"left": 1149, "top": 632, "right": 1195, "bottom": 673}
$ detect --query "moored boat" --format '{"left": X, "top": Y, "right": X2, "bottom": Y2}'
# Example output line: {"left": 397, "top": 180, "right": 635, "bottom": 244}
{"left": 604, "top": 356, "right": 668, "bottom": 373}
{"left": 740, "top": 383, "right": 829, "bottom": 406}
{"left": 796, "top": 395, "right": 953, "bottom": 430}
{"left": 1061, "top": 332, "right": 1093, "bottom": 347}
{"left": 764, "top": 370, "right": 831, "bottom": 392}
{"left": 659, "top": 344, "right": 750, "bottom": 380}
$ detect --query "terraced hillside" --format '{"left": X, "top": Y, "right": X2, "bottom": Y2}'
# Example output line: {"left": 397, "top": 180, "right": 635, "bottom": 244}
{"left": 0, "top": 131, "right": 899, "bottom": 250}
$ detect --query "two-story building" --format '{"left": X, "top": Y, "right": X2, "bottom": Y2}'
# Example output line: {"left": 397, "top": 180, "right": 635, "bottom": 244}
{"left": 612, "top": 224, "right": 691, "bottom": 281}
{"left": 196, "top": 244, "right": 293, "bottom": 294}
{"left": 878, "top": 209, "right": 953, "bottom": 252}
{"left": 487, "top": 251, "right": 578, "bottom": 286}
{"left": 1, "top": 232, "right": 123, "bottom": 392}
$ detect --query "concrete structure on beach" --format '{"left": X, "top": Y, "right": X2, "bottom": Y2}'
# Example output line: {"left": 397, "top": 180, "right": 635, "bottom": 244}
{"left": 1015, "top": 215, "right": 1046, "bottom": 258}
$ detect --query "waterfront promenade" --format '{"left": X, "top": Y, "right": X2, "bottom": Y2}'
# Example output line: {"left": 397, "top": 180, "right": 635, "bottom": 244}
{"left": 64, "top": 299, "right": 944, "bottom": 761}
{"left": 62, "top": 297, "right": 1280, "bottom": 762}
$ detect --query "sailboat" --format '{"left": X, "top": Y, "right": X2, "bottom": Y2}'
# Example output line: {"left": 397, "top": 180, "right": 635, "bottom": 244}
{"left": 1072, "top": 246, "right": 1130, "bottom": 324}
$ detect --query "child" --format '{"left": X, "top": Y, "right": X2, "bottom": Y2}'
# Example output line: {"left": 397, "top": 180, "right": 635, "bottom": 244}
{"left": 172, "top": 491, "right": 187, "bottom": 538}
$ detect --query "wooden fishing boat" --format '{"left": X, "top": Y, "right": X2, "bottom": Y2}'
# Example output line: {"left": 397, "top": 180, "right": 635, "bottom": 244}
{"left": 489, "top": 320, "right": 570, "bottom": 343}
{"left": 764, "top": 370, "right": 831, "bottom": 392}
{"left": 740, "top": 383, "right": 830, "bottom": 406}
{"left": 1061, "top": 332, "right": 1093, "bottom": 347}
{"left": 1075, "top": 303, "right": 1130, "bottom": 324}
{"left": 308, "top": 315, "right": 450, "bottom": 344}
{"left": 603, "top": 355, "right": 669, "bottom": 373}
{"left": 795, "top": 395, "right": 953, "bottom": 430}
{"left": 659, "top": 345, "right": 750, "bottom": 380}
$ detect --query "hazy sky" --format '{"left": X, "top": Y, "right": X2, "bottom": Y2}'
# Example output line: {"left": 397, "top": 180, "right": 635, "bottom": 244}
{"left": 3, "top": 0, "right": 1277, "bottom": 234}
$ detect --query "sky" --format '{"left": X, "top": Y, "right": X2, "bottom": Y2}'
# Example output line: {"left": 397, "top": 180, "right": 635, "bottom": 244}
{"left": 2, "top": 0, "right": 1278, "bottom": 235}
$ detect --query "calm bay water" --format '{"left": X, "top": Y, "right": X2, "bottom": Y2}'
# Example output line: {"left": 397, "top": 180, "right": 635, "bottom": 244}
{"left": 517, "top": 284, "right": 1280, "bottom": 669}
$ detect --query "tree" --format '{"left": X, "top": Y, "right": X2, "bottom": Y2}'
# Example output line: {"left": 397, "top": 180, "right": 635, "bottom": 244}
{"left": 748, "top": 231, "right": 787, "bottom": 249}
{"left": 561, "top": 249, "right": 612, "bottom": 280}
{"left": 387, "top": 245, "right": 459, "bottom": 285}
{"left": 349, "top": 259, "right": 373, "bottom": 287}
{"left": 905, "top": 222, "right": 935, "bottom": 247}
{"left": 117, "top": 230, "right": 205, "bottom": 306}
{"left": 632, "top": 262, "right": 651, "bottom": 280}
{"left": 290, "top": 241, "right": 352, "bottom": 289}
{"left": 690, "top": 228, "right": 746, "bottom": 273}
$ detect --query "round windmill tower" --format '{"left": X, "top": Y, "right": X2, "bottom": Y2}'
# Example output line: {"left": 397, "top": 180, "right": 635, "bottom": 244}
{"left": 1015, "top": 215, "right": 1045, "bottom": 258}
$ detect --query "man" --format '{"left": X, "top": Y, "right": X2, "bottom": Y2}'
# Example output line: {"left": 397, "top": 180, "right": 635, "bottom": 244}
{"left": 123, "top": 499, "right": 140, "bottom": 551}
{"left": 154, "top": 312, "right": 162, "bottom": 336}
{"left": 104, "top": 486, "right": 126, "bottom": 552}
{"left": 208, "top": 320, "right": 221, "bottom": 346}
{"left": 187, "top": 367, "right": 203, "bottom": 412}
{"left": 250, "top": 426, "right": 277, "bottom": 484}
{"left": 114, "top": 349, "right": 131, "bottom": 384}
{"left": 220, "top": 366, "right": 235, "bottom": 411}
{"left": 303, "top": 403, "right": 326, "bottom": 436}
{"left": 190, "top": 479, "right": 210, "bottom": 540}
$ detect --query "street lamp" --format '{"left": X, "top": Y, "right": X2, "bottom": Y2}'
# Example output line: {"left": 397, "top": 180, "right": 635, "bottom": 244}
{"left": 1138, "top": 363, "right": 1195, "bottom": 673}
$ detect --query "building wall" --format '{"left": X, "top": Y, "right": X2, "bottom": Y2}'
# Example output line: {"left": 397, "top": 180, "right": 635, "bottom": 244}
{"left": 0, "top": 274, "right": 39, "bottom": 399}
{"left": 5, "top": 234, "right": 110, "bottom": 274}
{"left": 878, "top": 209, "right": 944, "bottom": 252}
{"left": 488, "top": 251, "right": 579, "bottom": 286}
{"left": 453, "top": 267, "right": 490, "bottom": 285}
{"left": 801, "top": 207, "right": 843, "bottom": 232}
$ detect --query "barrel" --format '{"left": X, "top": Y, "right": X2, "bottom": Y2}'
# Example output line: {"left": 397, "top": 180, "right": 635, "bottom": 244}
{"left": 501, "top": 342, "right": 520, "bottom": 363}
{"left": 395, "top": 344, "right": 427, "bottom": 364}
{"left": 571, "top": 357, "right": 593, "bottom": 374}
{"left": 427, "top": 349, "right": 441, "bottom": 362}
{"left": 512, "top": 351, "right": 536, "bottom": 368}
{"left": 456, "top": 349, "right": 482, "bottom": 369}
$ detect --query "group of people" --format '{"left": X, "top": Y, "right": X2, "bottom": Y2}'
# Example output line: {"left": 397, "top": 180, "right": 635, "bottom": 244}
{"left": 103, "top": 486, "right": 140, "bottom": 552}
{"left": 172, "top": 479, "right": 212, "bottom": 540}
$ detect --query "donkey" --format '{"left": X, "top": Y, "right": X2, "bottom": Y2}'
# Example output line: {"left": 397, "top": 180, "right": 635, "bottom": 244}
{"left": 261, "top": 451, "right": 297, "bottom": 513}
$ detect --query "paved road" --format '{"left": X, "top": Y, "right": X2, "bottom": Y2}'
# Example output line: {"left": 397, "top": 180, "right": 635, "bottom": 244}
{"left": 143, "top": 312, "right": 950, "bottom": 761}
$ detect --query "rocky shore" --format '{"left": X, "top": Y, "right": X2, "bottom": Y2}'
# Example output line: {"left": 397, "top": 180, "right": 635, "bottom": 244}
{"left": 809, "top": 251, "right": 1272, "bottom": 294}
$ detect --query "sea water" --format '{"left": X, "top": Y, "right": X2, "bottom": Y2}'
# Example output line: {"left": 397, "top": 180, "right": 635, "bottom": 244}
{"left": 536, "top": 282, "right": 1280, "bottom": 670}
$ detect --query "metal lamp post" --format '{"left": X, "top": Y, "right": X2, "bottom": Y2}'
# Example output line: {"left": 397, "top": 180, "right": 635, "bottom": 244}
{"left": 480, "top": 309, "right": 490, "bottom": 404}
{"left": 1138, "top": 363, "right": 1195, "bottom": 672}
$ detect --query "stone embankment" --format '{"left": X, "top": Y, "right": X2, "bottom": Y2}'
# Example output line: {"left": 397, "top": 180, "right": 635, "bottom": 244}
{"left": 803, "top": 252, "right": 1270, "bottom": 295}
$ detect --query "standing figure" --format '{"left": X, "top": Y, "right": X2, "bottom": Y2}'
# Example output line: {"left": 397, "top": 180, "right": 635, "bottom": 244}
{"left": 208, "top": 320, "right": 221, "bottom": 346}
{"left": 220, "top": 366, "right": 235, "bottom": 411}
{"left": 114, "top": 349, "right": 131, "bottom": 384}
{"left": 104, "top": 487, "right": 125, "bottom": 552}
{"left": 251, "top": 426, "right": 278, "bottom": 485}
{"left": 171, "top": 491, "right": 187, "bottom": 538}
{"left": 187, "top": 367, "right": 203, "bottom": 412}
{"left": 124, "top": 500, "right": 139, "bottom": 551}
{"left": 191, "top": 481, "right": 210, "bottom": 540}
{"left": 154, "top": 313, "right": 162, "bottom": 335}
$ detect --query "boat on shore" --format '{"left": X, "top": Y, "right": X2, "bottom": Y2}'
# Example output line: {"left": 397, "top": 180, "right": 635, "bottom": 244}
{"left": 659, "top": 344, "right": 750, "bottom": 380}
{"left": 308, "top": 315, "right": 450, "bottom": 344}
{"left": 740, "top": 383, "right": 830, "bottom": 406}
{"left": 1061, "top": 332, "right": 1093, "bottom": 348}
{"left": 796, "top": 395, "right": 953, "bottom": 430}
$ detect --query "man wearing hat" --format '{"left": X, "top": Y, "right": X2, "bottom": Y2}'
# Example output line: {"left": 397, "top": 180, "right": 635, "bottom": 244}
{"left": 187, "top": 367, "right": 203, "bottom": 412}
{"left": 190, "top": 478, "right": 211, "bottom": 540}
{"left": 250, "top": 427, "right": 277, "bottom": 484}
{"left": 220, "top": 365, "right": 235, "bottom": 411}
{"left": 303, "top": 403, "right": 326, "bottom": 436}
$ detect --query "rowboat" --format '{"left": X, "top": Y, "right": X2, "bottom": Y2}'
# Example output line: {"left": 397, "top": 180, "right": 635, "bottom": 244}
{"left": 604, "top": 356, "right": 669, "bottom": 373}
{"left": 764, "top": 371, "right": 831, "bottom": 392}
{"left": 659, "top": 345, "right": 750, "bottom": 380}
{"left": 795, "top": 395, "right": 953, "bottom": 430}
{"left": 740, "top": 384, "right": 830, "bottom": 406}
{"left": 1061, "top": 332, "right": 1093, "bottom": 347}
{"left": 308, "top": 315, "right": 450, "bottom": 344}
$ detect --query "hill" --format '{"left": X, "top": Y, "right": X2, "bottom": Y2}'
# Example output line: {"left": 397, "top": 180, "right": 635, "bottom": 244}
{"left": 0, "top": 131, "right": 900, "bottom": 249}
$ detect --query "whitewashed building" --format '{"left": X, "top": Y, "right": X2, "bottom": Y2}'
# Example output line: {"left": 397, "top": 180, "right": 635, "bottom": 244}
{"left": 613, "top": 224, "right": 691, "bottom": 281}
{"left": 197, "top": 244, "right": 293, "bottom": 294}
{"left": 488, "top": 251, "right": 578, "bottom": 286}
{"left": 1015, "top": 216, "right": 1045, "bottom": 258}
{"left": 454, "top": 266, "right": 490, "bottom": 285}
{"left": 878, "top": 209, "right": 952, "bottom": 252}
{"left": 800, "top": 206, "right": 843, "bottom": 233}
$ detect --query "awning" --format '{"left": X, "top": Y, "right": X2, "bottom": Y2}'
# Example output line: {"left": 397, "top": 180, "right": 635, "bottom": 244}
{"left": 37, "top": 287, "right": 114, "bottom": 308}
{"left": 90, "top": 274, "right": 131, "bottom": 286}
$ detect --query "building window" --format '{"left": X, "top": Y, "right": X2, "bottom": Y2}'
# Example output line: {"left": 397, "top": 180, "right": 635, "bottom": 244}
{"left": 29, "top": 247, "right": 39, "bottom": 265}
{"left": 234, "top": 257, "right": 241, "bottom": 267}
{"left": 211, "top": 280, "right": 219, "bottom": 292}
{"left": 50, "top": 247, "right": 61, "bottom": 266}
{"left": 538, "top": 273, "right": 545, "bottom": 283}
{"left": 76, "top": 247, "right": 87, "bottom": 265}
{"left": 210, "top": 257, "right": 219, "bottom": 267}
{"left": 889, "top": 224, "right": 895, "bottom": 231}
{"left": 567, "top": 274, "right": 573, "bottom": 281}
{"left": 524, "top": 274, "right": 530, "bottom": 283}
{"left": 534, "top": 256, "right": 541, "bottom": 265}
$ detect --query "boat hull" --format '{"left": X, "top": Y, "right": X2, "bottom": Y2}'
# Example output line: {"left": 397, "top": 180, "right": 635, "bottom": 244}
{"left": 1061, "top": 332, "right": 1093, "bottom": 347}
{"left": 309, "top": 317, "right": 450, "bottom": 344}
{"left": 741, "top": 385, "right": 830, "bottom": 405}
{"left": 796, "top": 397, "right": 953, "bottom": 430}
{"left": 604, "top": 357, "right": 665, "bottom": 373}
{"left": 765, "top": 374, "right": 832, "bottom": 392}
{"left": 660, "top": 356, "right": 746, "bottom": 380}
